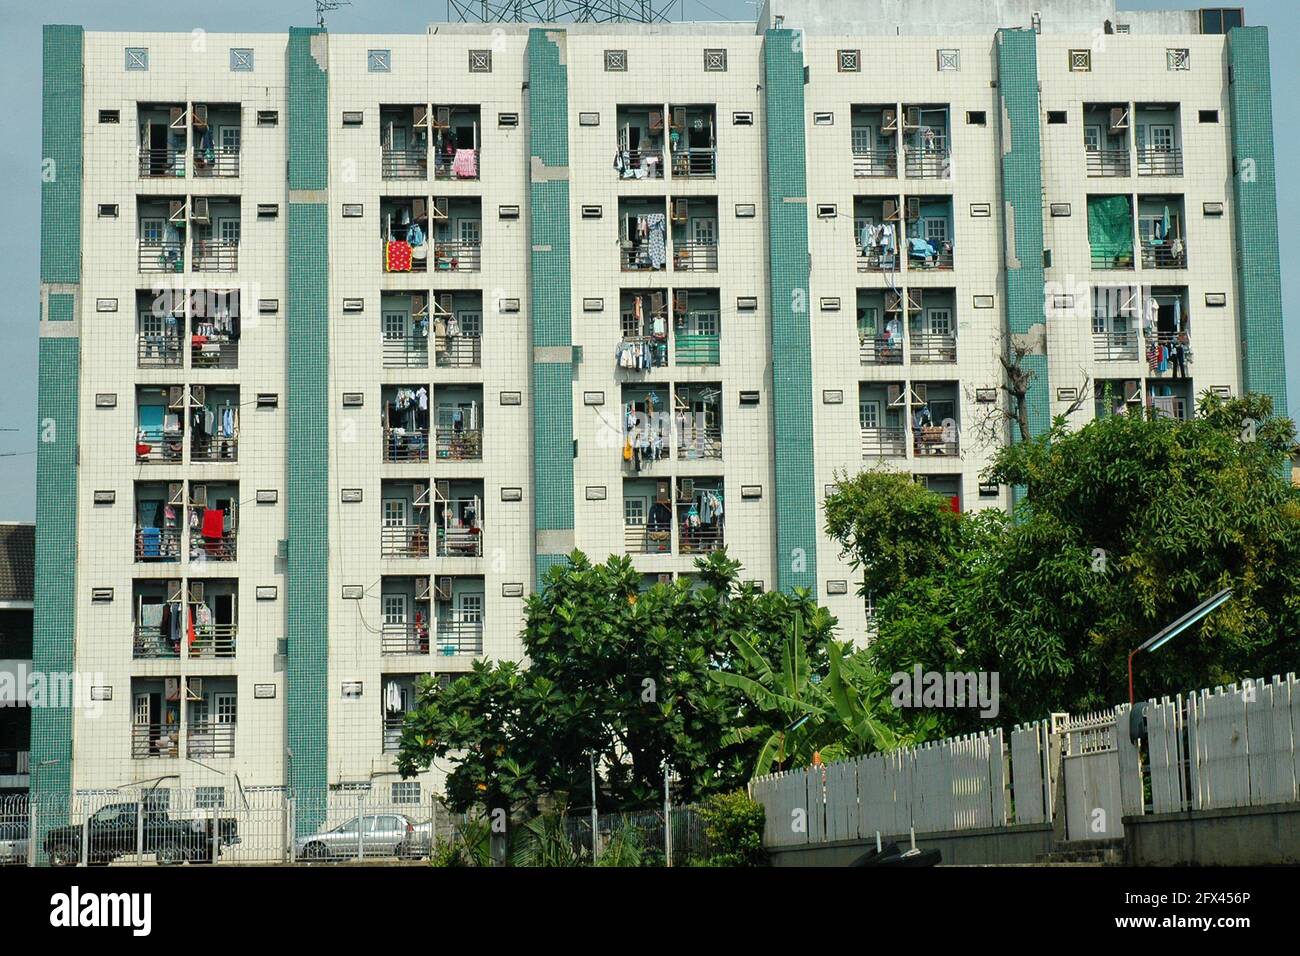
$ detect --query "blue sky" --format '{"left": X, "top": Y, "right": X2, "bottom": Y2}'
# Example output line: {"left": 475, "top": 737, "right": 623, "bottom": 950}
{"left": 1, "top": 0, "right": 1295, "bottom": 519}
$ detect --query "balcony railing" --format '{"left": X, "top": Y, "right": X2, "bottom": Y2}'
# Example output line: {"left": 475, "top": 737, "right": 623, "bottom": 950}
{"left": 435, "top": 335, "right": 482, "bottom": 368}
{"left": 1137, "top": 147, "right": 1183, "bottom": 177}
{"left": 624, "top": 523, "right": 672, "bottom": 555}
{"left": 190, "top": 435, "right": 239, "bottom": 463}
{"left": 194, "top": 147, "right": 240, "bottom": 178}
{"left": 1140, "top": 240, "right": 1187, "bottom": 269}
{"left": 133, "top": 625, "right": 180, "bottom": 660}
{"left": 674, "top": 331, "right": 720, "bottom": 366}
{"left": 382, "top": 333, "right": 429, "bottom": 368}
{"left": 913, "top": 425, "right": 960, "bottom": 457}
{"left": 861, "top": 427, "right": 907, "bottom": 459}
{"left": 856, "top": 248, "right": 899, "bottom": 273}
{"left": 435, "top": 620, "right": 484, "bottom": 656}
{"left": 381, "top": 623, "right": 429, "bottom": 656}
{"left": 904, "top": 146, "right": 951, "bottom": 179}
{"left": 617, "top": 148, "right": 664, "bottom": 179}
{"left": 132, "top": 723, "right": 180, "bottom": 759}
{"left": 192, "top": 532, "right": 237, "bottom": 562}
{"left": 437, "top": 525, "right": 483, "bottom": 558}
{"left": 1086, "top": 148, "right": 1131, "bottom": 177}
{"left": 678, "top": 519, "right": 724, "bottom": 555}
{"left": 618, "top": 334, "right": 669, "bottom": 370}
{"left": 906, "top": 243, "right": 954, "bottom": 270}
{"left": 135, "top": 526, "right": 181, "bottom": 562}
{"left": 191, "top": 339, "right": 238, "bottom": 369}
{"left": 1090, "top": 249, "right": 1135, "bottom": 270}
{"left": 621, "top": 244, "right": 666, "bottom": 271}
{"left": 139, "top": 240, "right": 185, "bottom": 273}
{"left": 138, "top": 332, "right": 183, "bottom": 368}
{"left": 435, "top": 427, "right": 482, "bottom": 461}
{"left": 380, "top": 525, "right": 431, "bottom": 559}
{"left": 432, "top": 241, "right": 481, "bottom": 272}
{"left": 0, "top": 750, "right": 29, "bottom": 775}
{"left": 1093, "top": 330, "right": 1141, "bottom": 362}
{"left": 1150, "top": 395, "right": 1189, "bottom": 420}
{"left": 676, "top": 424, "right": 722, "bottom": 460}
{"left": 139, "top": 147, "right": 184, "bottom": 178}
{"left": 383, "top": 715, "right": 407, "bottom": 753}
{"left": 381, "top": 147, "right": 429, "bottom": 179}
{"left": 674, "top": 242, "right": 718, "bottom": 272}
{"left": 909, "top": 333, "right": 957, "bottom": 364}
{"left": 135, "top": 427, "right": 185, "bottom": 464}
{"left": 186, "top": 721, "right": 236, "bottom": 758}
{"left": 433, "top": 148, "right": 481, "bottom": 181}
{"left": 382, "top": 241, "right": 429, "bottom": 274}
{"left": 852, "top": 148, "right": 898, "bottom": 178}
{"left": 672, "top": 147, "right": 715, "bottom": 178}
{"left": 192, "top": 239, "right": 239, "bottom": 273}
{"left": 189, "top": 622, "right": 237, "bottom": 659}
{"left": 860, "top": 335, "right": 903, "bottom": 366}
{"left": 1150, "top": 331, "right": 1193, "bottom": 372}
{"left": 383, "top": 428, "right": 430, "bottom": 463}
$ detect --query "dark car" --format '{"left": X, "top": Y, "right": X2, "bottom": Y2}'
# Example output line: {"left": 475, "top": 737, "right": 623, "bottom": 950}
{"left": 44, "top": 802, "right": 239, "bottom": 866}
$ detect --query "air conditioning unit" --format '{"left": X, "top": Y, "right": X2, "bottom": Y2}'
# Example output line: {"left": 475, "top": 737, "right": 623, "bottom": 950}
{"left": 168, "top": 386, "right": 186, "bottom": 409}
{"left": 905, "top": 107, "right": 921, "bottom": 130}
{"left": 415, "top": 577, "right": 431, "bottom": 600}
{"left": 905, "top": 197, "right": 922, "bottom": 222}
{"left": 190, "top": 483, "right": 208, "bottom": 508}
{"left": 189, "top": 384, "right": 207, "bottom": 407}
{"left": 186, "top": 677, "right": 203, "bottom": 701}
{"left": 912, "top": 383, "right": 929, "bottom": 403}
{"left": 881, "top": 108, "right": 898, "bottom": 132}
{"left": 431, "top": 197, "right": 449, "bottom": 221}
{"left": 674, "top": 289, "right": 689, "bottom": 314}
{"left": 1124, "top": 380, "right": 1141, "bottom": 403}
{"left": 657, "top": 573, "right": 673, "bottom": 585}
{"left": 885, "top": 290, "right": 903, "bottom": 312}
{"left": 656, "top": 480, "right": 671, "bottom": 504}
{"left": 672, "top": 107, "right": 687, "bottom": 131}
{"left": 887, "top": 383, "right": 904, "bottom": 405}
{"left": 167, "top": 579, "right": 183, "bottom": 603}
{"left": 435, "top": 577, "right": 453, "bottom": 602}
{"left": 435, "top": 480, "right": 451, "bottom": 501}
{"left": 907, "top": 289, "right": 924, "bottom": 311}
{"left": 192, "top": 104, "right": 209, "bottom": 128}
{"left": 883, "top": 200, "right": 900, "bottom": 222}
{"left": 678, "top": 478, "right": 695, "bottom": 500}
{"left": 169, "top": 106, "right": 188, "bottom": 130}
{"left": 413, "top": 105, "right": 429, "bottom": 128}
{"left": 168, "top": 482, "right": 185, "bottom": 505}
{"left": 671, "top": 199, "right": 688, "bottom": 223}
{"left": 168, "top": 200, "right": 188, "bottom": 223}
{"left": 436, "top": 294, "right": 454, "bottom": 316}
{"left": 190, "top": 197, "right": 211, "bottom": 225}
{"left": 189, "top": 581, "right": 205, "bottom": 603}
{"left": 413, "top": 483, "right": 429, "bottom": 507}
{"left": 1109, "top": 106, "right": 1130, "bottom": 133}
{"left": 434, "top": 106, "right": 451, "bottom": 130}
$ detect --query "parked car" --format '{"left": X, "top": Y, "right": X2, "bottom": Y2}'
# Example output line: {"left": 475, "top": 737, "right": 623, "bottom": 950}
{"left": 44, "top": 802, "right": 239, "bottom": 866}
{"left": 295, "top": 813, "right": 426, "bottom": 861}
{"left": 0, "top": 821, "right": 28, "bottom": 866}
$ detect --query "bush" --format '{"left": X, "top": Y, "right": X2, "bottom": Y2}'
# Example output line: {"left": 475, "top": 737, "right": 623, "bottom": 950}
{"left": 696, "top": 790, "right": 767, "bottom": 867}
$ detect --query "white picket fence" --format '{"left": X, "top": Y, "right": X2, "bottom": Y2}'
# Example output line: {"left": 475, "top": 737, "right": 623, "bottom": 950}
{"left": 751, "top": 674, "right": 1300, "bottom": 848}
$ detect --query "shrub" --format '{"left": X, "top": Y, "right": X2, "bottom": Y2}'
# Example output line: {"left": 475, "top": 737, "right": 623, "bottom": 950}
{"left": 697, "top": 790, "right": 767, "bottom": 867}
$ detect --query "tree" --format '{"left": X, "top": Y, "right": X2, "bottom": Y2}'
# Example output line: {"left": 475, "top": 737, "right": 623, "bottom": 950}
{"left": 397, "top": 549, "right": 838, "bottom": 813}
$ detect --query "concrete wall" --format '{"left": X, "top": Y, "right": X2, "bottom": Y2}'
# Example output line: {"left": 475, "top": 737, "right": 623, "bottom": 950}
{"left": 1124, "top": 803, "right": 1300, "bottom": 866}
{"left": 768, "top": 823, "right": 1054, "bottom": 866}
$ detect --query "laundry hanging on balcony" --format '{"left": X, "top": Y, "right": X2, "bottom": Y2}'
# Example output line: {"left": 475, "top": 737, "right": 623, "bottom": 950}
{"left": 452, "top": 148, "right": 478, "bottom": 179}
{"left": 201, "top": 508, "right": 225, "bottom": 539}
{"left": 385, "top": 240, "right": 413, "bottom": 272}
{"left": 1087, "top": 195, "right": 1134, "bottom": 267}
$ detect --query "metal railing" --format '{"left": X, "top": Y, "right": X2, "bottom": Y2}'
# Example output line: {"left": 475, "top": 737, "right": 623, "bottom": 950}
{"left": 909, "top": 332, "right": 957, "bottom": 363}
{"left": 381, "top": 147, "right": 429, "bottom": 179}
{"left": 1090, "top": 249, "right": 1135, "bottom": 270}
{"left": 433, "top": 148, "right": 481, "bottom": 181}
{"left": 139, "top": 240, "right": 185, "bottom": 273}
{"left": 135, "top": 427, "right": 185, "bottom": 464}
{"left": 621, "top": 245, "right": 665, "bottom": 271}
{"left": 138, "top": 333, "right": 183, "bottom": 368}
{"left": 907, "top": 245, "right": 954, "bottom": 270}
{"left": 189, "top": 623, "right": 237, "bottom": 659}
{"left": 193, "top": 147, "right": 240, "bottom": 178}
{"left": 191, "top": 339, "right": 238, "bottom": 369}
{"left": 912, "top": 425, "right": 961, "bottom": 457}
{"left": 1137, "top": 147, "right": 1183, "bottom": 176}
{"left": 619, "top": 148, "right": 664, "bottom": 178}
{"left": 382, "top": 428, "right": 430, "bottom": 463}
{"left": 678, "top": 519, "right": 724, "bottom": 555}
{"left": 382, "top": 333, "right": 429, "bottom": 368}
{"left": 1140, "top": 240, "right": 1187, "bottom": 269}
{"left": 132, "top": 723, "right": 180, "bottom": 759}
{"left": 190, "top": 436, "right": 239, "bottom": 462}
{"left": 1086, "top": 148, "right": 1131, "bottom": 177}
{"left": 435, "top": 427, "right": 482, "bottom": 461}
{"left": 618, "top": 334, "right": 669, "bottom": 369}
{"left": 381, "top": 623, "right": 430, "bottom": 656}
{"left": 192, "top": 239, "right": 239, "bottom": 273}
{"left": 434, "top": 334, "right": 482, "bottom": 368}
{"left": 861, "top": 427, "right": 907, "bottom": 458}
{"left": 435, "top": 620, "right": 484, "bottom": 656}
{"left": 380, "top": 525, "right": 431, "bottom": 559}
{"left": 139, "top": 146, "right": 184, "bottom": 178}
{"left": 859, "top": 335, "right": 903, "bottom": 366}
{"left": 904, "top": 146, "right": 951, "bottom": 179}
{"left": 382, "top": 242, "right": 429, "bottom": 273}
{"left": 624, "top": 524, "right": 672, "bottom": 555}
{"left": 856, "top": 248, "right": 900, "bottom": 273}
{"left": 431, "top": 241, "right": 481, "bottom": 272}
{"left": 676, "top": 424, "right": 722, "bottom": 460}
{"left": 673, "top": 242, "right": 718, "bottom": 272}
{"left": 852, "top": 148, "right": 898, "bottom": 178}
{"left": 672, "top": 147, "right": 715, "bottom": 178}
{"left": 674, "top": 331, "right": 720, "bottom": 366}
{"left": 135, "top": 527, "right": 181, "bottom": 562}
{"left": 133, "top": 625, "right": 180, "bottom": 660}
{"left": 192, "top": 532, "right": 237, "bottom": 562}
{"left": 437, "top": 525, "right": 483, "bottom": 558}
{"left": 186, "top": 722, "right": 236, "bottom": 758}
{"left": 382, "top": 715, "right": 406, "bottom": 753}
{"left": 1093, "top": 330, "right": 1140, "bottom": 361}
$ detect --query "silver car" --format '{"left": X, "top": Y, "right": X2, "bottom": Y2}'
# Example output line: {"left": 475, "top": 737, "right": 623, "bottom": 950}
{"left": 294, "top": 814, "right": 424, "bottom": 862}
{"left": 0, "top": 821, "right": 29, "bottom": 866}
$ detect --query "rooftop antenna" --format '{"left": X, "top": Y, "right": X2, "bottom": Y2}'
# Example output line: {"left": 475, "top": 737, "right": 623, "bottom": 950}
{"left": 316, "top": 0, "right": 351, "bottom": 29}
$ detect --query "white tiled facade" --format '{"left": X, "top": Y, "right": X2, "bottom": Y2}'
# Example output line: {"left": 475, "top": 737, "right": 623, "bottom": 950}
{"left": 43, "top": 0, "right": 1279, "bottom": 798}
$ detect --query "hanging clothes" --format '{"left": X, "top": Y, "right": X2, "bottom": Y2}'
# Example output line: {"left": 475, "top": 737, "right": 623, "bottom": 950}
{"left": 452, "top": 148, "right": 478, "bottom": 179}
{"left": 201, "top": 508, "right": 225, "bottom": 539}
{"left": 385, "top": 240, "right": 413, "bottom": 272}
{"left": 646, "top": 214, "right": 667, "bottom": 268}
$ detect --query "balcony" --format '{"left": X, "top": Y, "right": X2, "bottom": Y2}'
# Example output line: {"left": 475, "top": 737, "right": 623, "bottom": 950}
{"left": 191, "top": 103, "right": 241, "bottom": 178}
{"left": 673, "top": 242, "right": 718, "bottom": 272}
{"left": 435, "top": 334, "right": 481, "bottom": 368}
{"left": 1134, "top": 104, "right": 1184, "bottom": 176}
{"left": 192, "top": 239, "right": 239, "bottom": 273}
{"left": 1093, "top": 330, "right": 1141, "bottom": 362}
{"left": 137, "top": 325, "right": 183, "bottom": 368}
{"left": 186, "top": 721, "right": 235, "bottom": 758}
{"left": 382, "top": 331, "right": 429, "bottom": 368}
{"left": 190, "top": 395, "right": 240, "bottom": 463}
{"left": 668, "top": 105, "right": 716, "bottom": 179}
{"left": 189, "top": 622, "right": 237, "bottom": 660}
{"left": 435, "top": 241, "right": 481, "bottom": 272}
{"left": 909, "top": 332, "right": 957, "bottom": 364}
{"left": 134, "top": 594, "right": 181, "bottom": 658}
{"left": 435, "top": 427, "right": 481, "bottom": 461}
{"left": 135, "top": 526, "right": 181, "bottom": 563}
{"left": 381, "top": 525, "right": 430, "bottom": 558}
{"left": 430, "top": 105, "right": 482, "bottom": 180}
{"left": 903, "top": 108, "right": 951, "bottom": 180}
{"left": 139, "top": 146, "right": 185, "bottom": 179}
{"left": 134, "top": 621, "right": 181, "bottom": 659}
{"left": 139, "top": 240, "right": 185, "bottom": 274}
{"left": 912, "top": 424, "right": 960, "bottom": 457}
{"left": 191, "top": 336, "right": 238, "bottom": 369}
{"left": 905, "top": 238, "right": 953, "bottom": 271}
{"left": 859, "top": 334, "right": 903, "bottom": 366}
{"left": 382, "top": 714, "right": 407, "bottom": 753}
{"left": 136, "top": 389, "right": 186, "bottom": 463}
{"left": 675, "top": 331, "right": 720, "bottom": 366}
{"left": 194, "top": 146, "right": 239, "bottom": 178}
{"left": 904, "top": 145, "right": 950, "bottom": 179}
{"left": 432, "top": 148, "right": 480, "bottom": 180}
{"left": 1086, "top": 148, "right": 1131, "bottom": 177}
{"left": 132, "top": 722, "right": 179, "bottom": 759}
{"left": 1140, "top": 239, "right": 1187, "bottom": 269}
{"left": 383, "top": 147, "right": 429, "bottom": 179}
{"left": 677, "top": 482, "right": 724, "bottom": 555}
{"left": 381, "top": 622, "right": 430, "bottom": 656}
{"left": 383, "top": 428, "right": 430, "bottom": 463}
{"left": 861, "top": 427, "right": 907, "bottom": 459}
{"left": 436, "top": 512, "right": 483, "bottom": 558}
{"left": 853, "top": 148, "right": 897, "bottom": 178}
{"left": 435, "top": 619, "right": 484, "bottom": 656}
{"left": 624, "top": 522, "right": 672, "bottom": 554}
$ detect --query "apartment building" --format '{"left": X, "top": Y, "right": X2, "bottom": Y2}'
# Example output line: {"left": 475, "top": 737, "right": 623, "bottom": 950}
{"left": 31, "top": 1, "right": 1284, "bottom": 817}
{"left": 0, "top": 524, "right": 34, "bottom": 797}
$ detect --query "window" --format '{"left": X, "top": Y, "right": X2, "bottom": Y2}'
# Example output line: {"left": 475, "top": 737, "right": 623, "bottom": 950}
{"left": 139, "top": 218, "right": 164, "bottom": 242}
{"left": 1147, "top": 125, "right": 1175, "bottom": 151}
{"left": 604, "top": 50, "right": 627, "bottom": 72}
{"left": 217, "top": 218, "right": 241, "bottom": 243}
{"left": 229, "top": 48, "right": 254, "bottom": 72}
{"left": 838, "top": 50, "right": 860, "bottom": 72}
{"left": 732, "top": 111, "right": 753, "bottom": 126}
{"left": 813, "top": 112, "right": 833, "bottom": 125}
{"left": 469, "top": 50, "right": 492, "bottom": 73}
{"left": 1199, "top": 109, "right": 1219, "bottom": 123}
{"left": 498, "top": 112, "right": 519, "bottom": 127}
{"left": 368, "top": 49, "right": 391, "bottom": 72}
{"left": 691, "top": 217, "right": 717, "bottom": 245}
{"left": 99, "top": 109, "right": 120, "bottom": 124}
{"left": 859, "top": 400, "right": 880, "bottom": 430}
{"left": 98, "top": 204, "right": 119, "bottom": 218}
{"left": 219, "top": 126, "right": 241, "bottom": 150}
{"left": 458, "top": 593, "right": 483, "bottom": 623}
{"left": 926, "top": 308, "right": 953, "bottom": 336}
{"left": 1167, "top": 48, "right": 1190, "bottom": 71}
{"left": 1069, "top": 49, "right": 1092, "bottom": 72}
{"left": 936, "top": 49, "right": 960, "bottom": 72}
{"left": 704, "top": 49, "right": 727, "bottom": 72}
{"left": 382, "top": 311, "right": 408, "bottom": 340}
{"left": 382, "top": 498, "right": 408, "bottom": 527}
{"left": 125, "top": 48, "right": 149, "bottom": 71}
{"left": 196, "top": 786, "right": 226, "bottom": 809}
{"left": 923, "top": 217, "right": 949, "bottom": 244}
{"left": 256, "top": 110, "right": 278, "bottom": 127}
{"left": 342, "top": 111, "right": 364, "bottom": 127}
{"left": 1047, "top": 111, "right": 1067, "bottom": 125}
{"left": 457, "top": 310, "right": 483, "bottom": 338}
{"left": 382, "top": 594, "right": 407, "bottom": 626}
{"left": 966, "top": 111, "right": 986, "bottom": 126}
{"left": 623, "top": 497, "right": 646, "bottom": 526}
{"left": 1199, "top": 8, "right": 1244, "bottom": 34}
{"left": 392, "top": 781, "right": 421, "bottom": 804}
{"left": 458, "top": 219, "right": 481, "bottom": 245}
{"left": 1084, "top": 125, "right": 1101, "bottom": 152}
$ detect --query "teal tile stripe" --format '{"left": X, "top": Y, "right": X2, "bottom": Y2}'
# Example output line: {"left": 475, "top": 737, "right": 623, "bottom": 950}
{"left": 287, "top": 28, "right": 329, "bottom": 832}
{"left": 528, "top": 28, "right": 575, "bottom": 589}
{"left": 41, "top": 25, "right": 82, "bottom": 285}
{"left": 1227, "top": 27, "right": 1288, "bottom": 420}
{"left": 996, "top": 29, "right": 1050, "bottom": 443}
{"left": 47, "top": 293, "right": 74, "bottom": 323}
{"left": 763, "top": 30, "right": 817, "bottom": 593}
